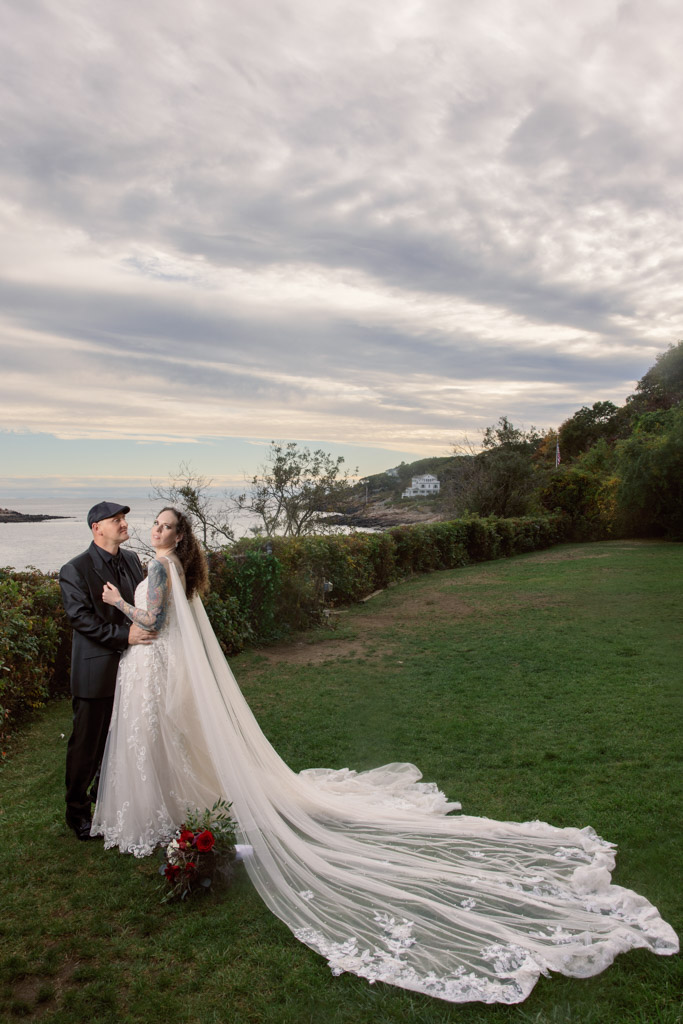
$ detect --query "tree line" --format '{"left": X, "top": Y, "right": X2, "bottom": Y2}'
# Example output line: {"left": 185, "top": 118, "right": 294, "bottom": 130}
{"left": 3, "top": 344, "right": 679, "bottom": 747}
{"left": 163, "top": 341, "right": 682, "bottom": 544}
{"left": 363, "top": 342, "right": 683, "bottom": 540}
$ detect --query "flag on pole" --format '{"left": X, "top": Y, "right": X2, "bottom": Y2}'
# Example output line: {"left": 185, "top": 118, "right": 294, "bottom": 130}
{"left": 555, "top": 440, "right": 561, "bottom": 468}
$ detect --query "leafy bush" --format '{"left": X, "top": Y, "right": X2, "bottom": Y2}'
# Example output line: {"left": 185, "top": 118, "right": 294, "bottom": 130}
{"left": 0, "top": 568, "right": 70, "bottom": 755}
{"left": 557, "top": 401, "right": 623, "bottom": 460}
{"left": 632, "top": 341, "right": 683, "bottom": 411}
{"left": 202, "top": 591, "right": 252, "bottom": 658}
{"left": 215, "top": 514, "right": 570, "bottom": 651}
{"left": 206, "top": 549, "right": 284, "bottom": 652}
{"left": 2, "top": 513, "right": 570, "bottom": 737}
{"left": 539, "top": 465, "right": 614, "bottom": 540}
{"left": 614, "top": 403, "right": 683, "bottom": 538}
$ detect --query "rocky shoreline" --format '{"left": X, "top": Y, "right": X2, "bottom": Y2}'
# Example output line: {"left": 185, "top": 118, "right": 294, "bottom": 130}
{"left": 327, "top": 500, "right": 445, "bottom": 529}
{"left": 0, "top": 507, "right": 72, "bottom": 524}
{"left": 0, "top": 501, "right": 442, "bottom": 529}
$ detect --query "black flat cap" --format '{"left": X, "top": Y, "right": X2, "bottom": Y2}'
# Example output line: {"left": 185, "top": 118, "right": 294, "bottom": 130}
{"left": 87, "top": 501, "right": 131, "bottom": 527}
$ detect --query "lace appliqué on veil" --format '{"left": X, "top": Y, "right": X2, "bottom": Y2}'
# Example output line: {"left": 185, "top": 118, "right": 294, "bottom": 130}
{"left": 92, "top": 561, "right": 679, "bottom": 1003}
{"left": 295, "top": 913, "right": 541, "bottom": 1004}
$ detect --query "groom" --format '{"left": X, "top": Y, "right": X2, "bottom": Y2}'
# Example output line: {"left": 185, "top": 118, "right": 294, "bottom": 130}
{"left": 59, "top": 501, "right": 154, "bottom": 840}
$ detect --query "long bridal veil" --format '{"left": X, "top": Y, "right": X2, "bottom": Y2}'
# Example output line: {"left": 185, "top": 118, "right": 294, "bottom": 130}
{"left": 166, "top": 564, "right": 677, "bottom": 1005}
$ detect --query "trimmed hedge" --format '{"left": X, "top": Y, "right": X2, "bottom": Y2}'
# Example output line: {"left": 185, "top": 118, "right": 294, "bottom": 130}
{"left": 0, "top": 568, "right": 71, "bottom": 755}
{"left": 0, "top": 513, "right": 569, "bottom": 745}
{"left": 208, "top": 513, "right": 570, "bottom": 654}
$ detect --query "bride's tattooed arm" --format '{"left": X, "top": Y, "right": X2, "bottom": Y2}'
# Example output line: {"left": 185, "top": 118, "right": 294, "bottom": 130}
{"left": 103, "top": 559, "right": 169, "bottom": 631}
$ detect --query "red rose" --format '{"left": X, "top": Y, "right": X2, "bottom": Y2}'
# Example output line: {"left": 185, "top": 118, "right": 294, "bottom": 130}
{"left": 184, "top": 861, "right": 197, "bottom": 873}
{"left": 164, "top": 864, "right": 181, "bottom": 881}
{"left": 195, "top": 830, "right": 215, "bottom": 853}
{"left": 179, "top": 829, "right": 194, "bottom": 844}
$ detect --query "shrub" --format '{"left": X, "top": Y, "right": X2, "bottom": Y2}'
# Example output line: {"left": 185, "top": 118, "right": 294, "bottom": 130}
{"left": 613, "top": 403, "right": 683, "bottom": 539}
{"left": 214, "top": 514, "right": 569, "bottom": 650}
{"left": 205, "top": 548, "right": 284, "bottom": 653}
{"left": 0, "top": 568, "right": 70, "bottom": 754}
{"left": 2, "top": 513, "right": 570, "bottom": 737}
{"left": 539, "top": 466, "right": 614, "bottom": 540}
{"left": 202, "top": 591, "right": 251, "bottom": 657}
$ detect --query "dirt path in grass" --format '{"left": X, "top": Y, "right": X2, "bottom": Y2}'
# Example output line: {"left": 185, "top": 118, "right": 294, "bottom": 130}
{"left": 241, "top": 542, "right": 652, "bottom": 668}
{"left": 245, "top": 577, "right": 479, "bottom": 667}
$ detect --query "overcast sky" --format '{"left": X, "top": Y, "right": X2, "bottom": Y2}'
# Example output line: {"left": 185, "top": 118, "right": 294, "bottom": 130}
{"left": 1, "top": 0, "right": 681, "bottom": 492}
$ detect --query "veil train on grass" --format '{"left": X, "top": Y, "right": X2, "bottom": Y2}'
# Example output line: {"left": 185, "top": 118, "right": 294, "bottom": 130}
{"left": 161, "top": 562, "right": 678, "bottom": 1005}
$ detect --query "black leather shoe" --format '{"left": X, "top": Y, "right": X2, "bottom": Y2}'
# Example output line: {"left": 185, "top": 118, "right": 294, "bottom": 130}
{"left": 66, "top": 814, "right": 95, "bottom": 841}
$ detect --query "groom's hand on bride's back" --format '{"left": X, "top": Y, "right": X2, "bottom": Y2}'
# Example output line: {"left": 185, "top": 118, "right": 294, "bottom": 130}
{"left": 128, "top": 623, "right": 157, "bottom": 645}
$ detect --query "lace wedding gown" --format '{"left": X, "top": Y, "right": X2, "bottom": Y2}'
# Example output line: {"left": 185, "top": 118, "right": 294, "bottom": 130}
{"left": 92, "top": 565, "right": 678, "bottom": 1004}
{"left": 92, "top": 572, "right": 220, "bottom": 856}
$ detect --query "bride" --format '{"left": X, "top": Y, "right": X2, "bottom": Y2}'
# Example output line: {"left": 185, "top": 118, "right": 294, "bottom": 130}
{"left": 92, "top": 507, "right": 219, "bottom": 854}
{"left": 92, "top": 507, "right": 678, "bottom": 1005}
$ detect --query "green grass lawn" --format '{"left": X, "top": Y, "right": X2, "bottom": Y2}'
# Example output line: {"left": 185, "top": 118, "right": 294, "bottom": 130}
{"left": 1, "top": 540, "right": 681, "bottom": 1024}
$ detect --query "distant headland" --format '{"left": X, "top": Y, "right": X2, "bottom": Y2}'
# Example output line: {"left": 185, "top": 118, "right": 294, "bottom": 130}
{"left": 0, "top": 507, "right": 73, "bottom": 523}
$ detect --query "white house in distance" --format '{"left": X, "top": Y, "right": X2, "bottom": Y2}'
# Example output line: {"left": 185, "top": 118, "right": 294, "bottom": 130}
{"left": 402, "top": 473, "right": 440, "bottom": 498}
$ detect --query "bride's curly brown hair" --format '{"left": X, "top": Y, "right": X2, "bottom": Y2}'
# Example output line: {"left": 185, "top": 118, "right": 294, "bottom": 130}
{"left": 159, "top": 507, "right": 209, "bottom": 598}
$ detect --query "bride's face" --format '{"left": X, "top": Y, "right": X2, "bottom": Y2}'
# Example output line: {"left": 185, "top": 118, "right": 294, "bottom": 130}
{"left": 151, "top": 510, "right": 181, "bottom": 550}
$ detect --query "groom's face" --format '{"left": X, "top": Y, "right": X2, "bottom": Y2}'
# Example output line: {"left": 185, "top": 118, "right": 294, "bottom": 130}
{"left": 93, "top": 512, "right": 130, "bottom": 546}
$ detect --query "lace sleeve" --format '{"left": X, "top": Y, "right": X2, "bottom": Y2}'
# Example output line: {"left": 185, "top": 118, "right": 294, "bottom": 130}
{"left": 113, "top": 558, "right": 169, "bottom": 631}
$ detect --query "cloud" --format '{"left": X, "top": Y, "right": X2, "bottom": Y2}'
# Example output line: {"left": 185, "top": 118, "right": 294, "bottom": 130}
{"left": 0, "top": 0, "right": 681, "bottom": 478}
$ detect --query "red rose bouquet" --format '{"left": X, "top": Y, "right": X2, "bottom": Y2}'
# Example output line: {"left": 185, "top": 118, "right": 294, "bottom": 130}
{"left": 160, "top": 798, "right": 237, "bottom": 902}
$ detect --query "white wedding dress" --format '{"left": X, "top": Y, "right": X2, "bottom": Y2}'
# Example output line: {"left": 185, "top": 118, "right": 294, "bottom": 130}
{"left": 92, "top": 565, "right": 678, "bottom": 1005}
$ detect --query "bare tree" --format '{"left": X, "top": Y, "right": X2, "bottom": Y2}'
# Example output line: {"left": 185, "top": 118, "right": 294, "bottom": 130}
{"left": 234, "top": 442, "right": 357, "bottom": 537}
{"left": 151, "top": 462, "right": 234, "bottom": 550}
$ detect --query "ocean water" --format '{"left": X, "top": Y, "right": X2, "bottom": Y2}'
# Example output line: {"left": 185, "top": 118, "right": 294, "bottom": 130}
{"left": 0, "top": 489, "right": 372, "bottom": 574}
{"left": 0, "top": 495, "right": 363, "bottom": 573}
{"left": 0, "top": 496, "right": 166, "bottom": 573}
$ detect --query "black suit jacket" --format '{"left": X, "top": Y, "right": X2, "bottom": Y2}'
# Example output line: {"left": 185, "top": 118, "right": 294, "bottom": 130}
{"left": 59, "top": 542, "right": 145, "bottom": 699}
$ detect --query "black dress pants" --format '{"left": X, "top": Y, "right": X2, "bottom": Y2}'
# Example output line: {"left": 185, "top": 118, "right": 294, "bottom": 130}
{"left": 65, "top": 695, "right": 114, "bottom": 823}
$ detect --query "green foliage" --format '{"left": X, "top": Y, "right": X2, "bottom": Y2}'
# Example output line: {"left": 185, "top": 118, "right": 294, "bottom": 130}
{"left": 633, "top": 340, "right": 683, "bottom": 410}
{"left": 389, "top": 520, "right": 469, "bottom": 573}
{"left": 0, "top": 568, "right": 69, "bottom": 754}
{"left": 273, "top": 534, "right": 377, "bottom": 604}
{"left": 539, "top": 445, "right": 617, "bottom": 540}
{"left": 363, "top": 456, "right": 455, "bottom": 490}
{"left": 614, "top": 402, "right": 683, "bottom": 538}
{"left": 474, "top": 448, "right": 542, "bottom": 517}
{"left": 183, "top": 797, "right": 237, "bottom": 848}
{"left": 483, "top": 346, "right": 683, "bottom": 537}
{"left": 457, "top": 513, "right": 568, "bottom": 560}
{"left": 211, "top": 514, "right": 569, "bottom": 653}
{"left": 205, "top": 548, "right": 284, "bottom": 653}
{"left": 201, "top": 590, "right": 252, "bottom": 657}
{"left": 0, "top": 515, "right": 572, "bottom": 733}
{"left": 558, "top": 401, "right": 623, "bottom": 460}
{"left": 447, "top": 419, "right": 548, "bottom": 518}
{"left": 358, "top": 470, "right": 397, "bottom": 495}
{"left": 1, "top": 541, "right": 680, "bottom": 1023}
{"left": 231, "top": 549, "right": 283, "bottom": 638}
{"left": 481, "top": 415, "right": 544, "bottom": 453}
{"left": 540, "top": 394, "right": 683, "bottom": 541}
{"left": 235, "top": 441, "right": 357, "bottom": 537}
